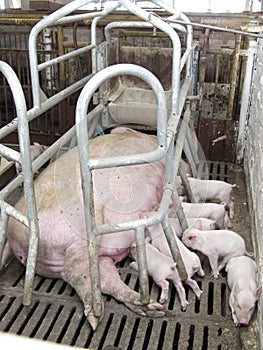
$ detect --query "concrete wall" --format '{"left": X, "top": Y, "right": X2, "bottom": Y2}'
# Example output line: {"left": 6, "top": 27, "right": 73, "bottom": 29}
{"left": 244, "top": 38, "right": 263, "bottom": 348}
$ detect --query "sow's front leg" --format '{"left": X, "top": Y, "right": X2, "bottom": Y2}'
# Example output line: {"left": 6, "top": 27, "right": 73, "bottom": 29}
{"left": 61, "top": 244, "right": 103, "bottom": 331}
{"left": 99, "top": 256, "right": 165, "bottom": 318}
{"left": 61, "top": 246, "right": 164, "bottom": 331}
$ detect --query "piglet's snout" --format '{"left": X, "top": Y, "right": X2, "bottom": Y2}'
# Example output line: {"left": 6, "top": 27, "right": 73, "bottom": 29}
{"left": 238, "top": 317, "right": 249, "bottom": 326}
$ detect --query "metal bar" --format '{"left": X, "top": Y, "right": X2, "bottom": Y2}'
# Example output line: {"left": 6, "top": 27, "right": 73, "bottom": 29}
{"left": 0, "top": 144, "right": 20, "bottom": 163}
{"left": 90, "top": 3, "right": 121, "bottom": 74}
{"left": 178, "top": 162, "right": 195, "bottom": 203}
{"left": 171, "top": 103, "right": 192, "bottom": 232}
{"left": 54, "top": 6, "right": 120, "bottom": 25}
{"left": 162, "top": 215, "right": 187, "bottom": 281}
{"left": 0, "top": 73, "right": 93, "bottom": 140}
{"left": 0, "top": 61, "right": 39, "bottom": 306}
{"left": 236, "top": 40, "right": 257, "bottom": 163}
{"left": 104, "top": 21, "right": 186, "bottom": 44}
{"left": 38, "top": 44, "right": 95, "bottom": 72}
{"left": 166, "top": 18, "right": 263, "bottom": 39}
{"left": 76, "top": 64, "right": 167, "bottom": 169}
{"left": 28, "top": 0, "right": 93, "bottom": 107}
{"left": 151, "top": 0, "right": 193, "bottom": 76}
{"left": 119, "top": 0, "right": 182, "bottom": 135}
{"left": 76, "top": 63, "right": 168, "bottom": 318}
{"left": 135, "top": 227, "right": 150, "bottom": 304}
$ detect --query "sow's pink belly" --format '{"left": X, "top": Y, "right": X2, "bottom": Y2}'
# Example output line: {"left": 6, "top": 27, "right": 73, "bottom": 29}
{"left": 7, "top": 129, "right": 166, "bottom": 276}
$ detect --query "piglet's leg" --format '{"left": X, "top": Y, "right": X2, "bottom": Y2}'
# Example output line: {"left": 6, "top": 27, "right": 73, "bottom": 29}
{"left": 208, "top": 254, "right": 220, "bottom": 279}
{"left": 228, "top": 199, "right": 235, "bottom": 220}
{"left": 61, "top": 247, "right": 103, "bottom": 331}
{"left": 184, "top": 278, "right": 203, "bottom": 299}
{"left": 99, "top": 256, "right": 165, "bottom": 318}
{"left": 155, "top": 279, "right": 169, "bottom": 304}
{"left": 172, "top": 279, "right": 189, "bottom": 310}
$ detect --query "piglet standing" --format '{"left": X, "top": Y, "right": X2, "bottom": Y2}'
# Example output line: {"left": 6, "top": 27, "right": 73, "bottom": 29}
{"left": 225, "top": 256, "right": 261, "bottom": 326}
{"left": 186, "top": 177, "right": 236, "bottom": 219}
{"left": 130, "top": 241, "right": 189, "bottom": 310}
{"left": 15, "top": 142, "right": 48, "bottom": 174}
{"left": 182, "top": 226, "right": 250, "bottom": 279}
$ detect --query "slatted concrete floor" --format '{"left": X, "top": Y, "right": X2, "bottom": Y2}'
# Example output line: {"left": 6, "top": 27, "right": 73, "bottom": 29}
{"left": 0, "top": 162, "right": 260, "bottom": 349}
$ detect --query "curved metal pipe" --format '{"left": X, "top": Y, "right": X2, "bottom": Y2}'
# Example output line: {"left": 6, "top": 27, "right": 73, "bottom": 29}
{"left": 0, "top": 61, "right": 39, "bottom": 306}
{"left": 76, "top": 63, "right": 168, "bottom": 318}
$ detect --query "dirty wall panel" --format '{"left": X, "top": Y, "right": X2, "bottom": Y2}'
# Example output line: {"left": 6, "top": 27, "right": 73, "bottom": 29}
{"left": 244, "top": 38, "right": 263, "bottom": 350}
{"left": 119, "top": 47, "right": 172, "bottom": 90}
{"left": 198, "top": 118, "right": 238, "bottom": 163}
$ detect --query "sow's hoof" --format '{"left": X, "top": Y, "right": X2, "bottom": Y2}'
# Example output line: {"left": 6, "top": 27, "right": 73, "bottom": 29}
{"left": 125, "top": 298, "right": 165, "bottom": 318}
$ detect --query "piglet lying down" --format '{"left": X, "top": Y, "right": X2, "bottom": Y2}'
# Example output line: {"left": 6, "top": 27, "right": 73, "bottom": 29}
{"left": 4, "top": 128, "right": 168, "bottom": 330}
{"left": 226, "top": 256, "right": 261, "bottom": 326}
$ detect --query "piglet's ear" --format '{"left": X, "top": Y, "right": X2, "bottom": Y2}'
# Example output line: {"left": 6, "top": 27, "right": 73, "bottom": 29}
{"left": 255, "top": 286, "right": 262, "bottom": 300}
{"left": 193, "top": 219, "right": 203, "bottom": 230}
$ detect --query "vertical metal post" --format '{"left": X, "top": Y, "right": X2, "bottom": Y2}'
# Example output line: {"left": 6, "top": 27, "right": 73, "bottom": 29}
{"left": 162, "top": 215, "right": 187, "bottom": 281}
{"left": 0, "top": 61, "right": 39, "bottom": 306}
{"left": 135, "top": 227, "right": 149, "bottom": 304}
